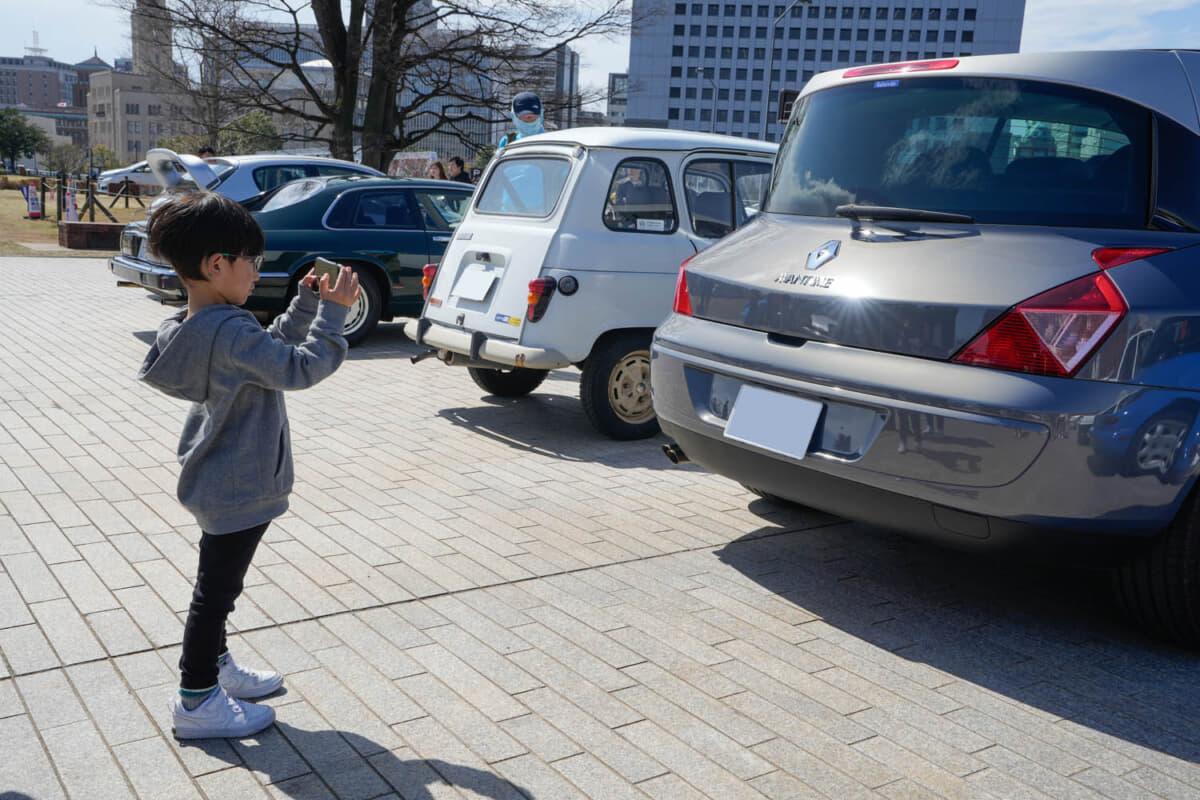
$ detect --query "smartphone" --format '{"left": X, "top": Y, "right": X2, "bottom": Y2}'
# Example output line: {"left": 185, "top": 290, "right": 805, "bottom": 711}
{"left": 312, "top": 257, "right": 342, "bottom": 289}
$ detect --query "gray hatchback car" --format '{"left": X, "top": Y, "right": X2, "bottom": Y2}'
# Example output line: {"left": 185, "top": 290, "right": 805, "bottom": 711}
{"left": 651, "top": 50, "right": 1200, "bottom": 646}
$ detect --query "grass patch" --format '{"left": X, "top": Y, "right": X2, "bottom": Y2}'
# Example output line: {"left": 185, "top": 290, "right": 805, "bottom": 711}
{"left": 0, "top": 187, "right": 148, "bottom": 256}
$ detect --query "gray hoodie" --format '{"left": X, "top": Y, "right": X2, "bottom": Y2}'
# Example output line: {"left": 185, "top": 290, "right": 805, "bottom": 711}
{"left": 138, "top": 288, "right": 348, "bottom": 534}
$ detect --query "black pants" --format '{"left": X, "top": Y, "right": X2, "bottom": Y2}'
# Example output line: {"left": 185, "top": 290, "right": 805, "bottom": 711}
{"left": 179, "top": 521, "right": 269, "bottom": 690}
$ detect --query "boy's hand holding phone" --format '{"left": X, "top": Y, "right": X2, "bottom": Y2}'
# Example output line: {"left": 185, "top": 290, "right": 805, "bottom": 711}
{"left": 302, "top": 258, "right": 362, "bottom": 308}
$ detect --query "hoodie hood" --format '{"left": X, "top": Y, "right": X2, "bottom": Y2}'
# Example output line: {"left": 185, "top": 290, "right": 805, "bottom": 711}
{"left": 138, "top": 305, "right": 243, "bottom": 402}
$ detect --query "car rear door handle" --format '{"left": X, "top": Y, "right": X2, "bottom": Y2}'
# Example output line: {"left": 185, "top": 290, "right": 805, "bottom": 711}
{"left": 432, "top": 235, "right": 452, "bottom": 243}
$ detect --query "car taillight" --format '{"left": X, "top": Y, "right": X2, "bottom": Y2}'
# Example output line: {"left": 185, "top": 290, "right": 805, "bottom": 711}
{"left": 421, "top": 264, "right": 437, "bottom": 300}
{"left": 953, "top": 272, "right": 1127, "bottom": 378}
{"left": 843, "top": 59, "right": 959, "bottom": 79}
{"left": 1092, "top": 246, "right": 1173, "bottom": 270}
{"left": 527, "top": 277, "right": 557, "bottom": 322}
{"left": 673, "top": 254, "right": 695, "bottom": 316}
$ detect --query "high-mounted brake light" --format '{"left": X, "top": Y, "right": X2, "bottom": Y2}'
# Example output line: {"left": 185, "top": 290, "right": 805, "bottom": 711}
{"left": 843, "top": 59, "right": 959, "bottom": 79}
{"left": 1091, "top": 247, "right": 1173, "bottom": 270}
{"left": 953, "top": 272, "right": 1127, "bottom": 378}
{"left": 527, "top": 277, "right": 558, "bottom": 322}
{"left": 421, "top": 264, "right": 438, "bottom": 300}
{"left": 673, "top": 254, "right": 696, "bottom": 316}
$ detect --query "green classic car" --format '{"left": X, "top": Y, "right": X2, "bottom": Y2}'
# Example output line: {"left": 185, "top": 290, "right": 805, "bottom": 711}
{"left": 110, "top": 175, "right": 474, "bottom": 345}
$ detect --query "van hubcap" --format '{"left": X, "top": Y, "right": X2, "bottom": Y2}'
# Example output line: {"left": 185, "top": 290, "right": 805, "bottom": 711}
{"left": 609, "top": 350, "right": 653, "bottom": 424}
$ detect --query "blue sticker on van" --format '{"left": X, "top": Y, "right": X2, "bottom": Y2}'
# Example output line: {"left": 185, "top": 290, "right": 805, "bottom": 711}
{"left": 874, "top": 80, "right": 900, "bottom": 88}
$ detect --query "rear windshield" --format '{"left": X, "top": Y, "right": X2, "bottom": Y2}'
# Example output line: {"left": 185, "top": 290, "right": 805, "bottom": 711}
{"left": 766, "top": 77, "right": 1150, "bottom": 228}
{"left": 476, "top": 157, "right": 572, "bottom": 217}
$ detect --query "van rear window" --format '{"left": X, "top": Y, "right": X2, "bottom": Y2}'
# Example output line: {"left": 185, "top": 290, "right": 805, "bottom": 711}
{"left": 766, "top": 77, "right": 1150, "bottom": 228}
{"left": 476, "top": 157, "right": 572, "bottom": 217}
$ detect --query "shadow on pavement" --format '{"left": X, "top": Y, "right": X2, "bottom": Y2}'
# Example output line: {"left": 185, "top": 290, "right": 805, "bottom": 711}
{"left": 191, "top": 723, "right": 532, "bottom": 799}
{"left": 435, "top": 402, "right": 674, "bottom": 468}
{"left": 716, "top": 500, "right": 1200, "bottom": 765}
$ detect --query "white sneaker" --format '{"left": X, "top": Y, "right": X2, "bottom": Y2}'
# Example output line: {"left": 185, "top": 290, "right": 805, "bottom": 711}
{"left": 170, "top": 687, "right": 275, "bottom": 739}
{"left": 218, "top": 654, "right": 284, "bottom": 699}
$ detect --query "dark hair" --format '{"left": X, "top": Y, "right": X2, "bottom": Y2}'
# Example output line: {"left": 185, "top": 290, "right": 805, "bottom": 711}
{"left": 197, "top": 145, "right": 215, "bottom": 156}
{"left": 146, "top": 192, "right": 264, "bottom": 282}
{"left": 449, "top": 156, "right": 465, "bottom": 169}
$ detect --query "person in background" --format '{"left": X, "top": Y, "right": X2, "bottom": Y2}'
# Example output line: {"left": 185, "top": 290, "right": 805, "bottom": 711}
{"left": 498, "top": 92, "right": 545, "bottom": 149}
{"left": 446, "top": 156, "right": 473, "bottom": 184}
{"left": 197, "top": 145, "right": 216, "bottom": 160}
{"left": 427, "top": 161, "right": 447, "bottom": 180}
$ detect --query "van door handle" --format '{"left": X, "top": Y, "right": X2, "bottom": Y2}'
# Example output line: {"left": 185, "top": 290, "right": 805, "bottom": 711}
{"left": 432, "top": 235, "right": 451, "bottom": 243}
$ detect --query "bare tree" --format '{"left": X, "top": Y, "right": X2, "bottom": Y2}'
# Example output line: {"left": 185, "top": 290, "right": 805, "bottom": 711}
{"left": 114, "top": 0, "right": 631, "bottom": 169}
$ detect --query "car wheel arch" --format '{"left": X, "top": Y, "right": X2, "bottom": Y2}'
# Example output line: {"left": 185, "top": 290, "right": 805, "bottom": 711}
{"left": 579, "top": 326, "right": 659, "bottom": 368}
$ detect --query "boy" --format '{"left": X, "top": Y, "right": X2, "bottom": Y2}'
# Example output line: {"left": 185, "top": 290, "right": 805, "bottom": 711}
{"left": 138, "top": 191, "right": 360, "bottom": 739}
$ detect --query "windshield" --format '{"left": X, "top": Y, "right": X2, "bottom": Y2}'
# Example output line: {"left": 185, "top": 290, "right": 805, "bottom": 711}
{"left": 766, "top": 77, "right": 1150, "bottom": 228}
{"left": 476, "top": 157, "right": 572, "bottom": 217}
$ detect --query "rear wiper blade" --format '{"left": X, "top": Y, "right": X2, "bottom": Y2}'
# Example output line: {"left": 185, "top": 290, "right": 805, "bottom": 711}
{"left": 836, "top": 204, "right": 975, "bottom": 224}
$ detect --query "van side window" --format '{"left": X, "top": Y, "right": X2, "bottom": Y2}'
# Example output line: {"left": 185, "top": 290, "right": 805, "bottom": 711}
{"left": 603, "top": 158, "right": 677, "bottom": 233}
{"left": 684, "top": 159, "right": 773, "bottom": 238}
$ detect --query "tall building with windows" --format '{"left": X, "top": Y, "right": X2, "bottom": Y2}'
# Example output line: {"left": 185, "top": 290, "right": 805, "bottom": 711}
{"left": 626, "top": 1, "right": 1025, "bottom": 140}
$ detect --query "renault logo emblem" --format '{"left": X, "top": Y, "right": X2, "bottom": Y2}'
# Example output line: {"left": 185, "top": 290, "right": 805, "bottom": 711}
{"left": 806, "top": 240, "right": 840, "bottom": 270}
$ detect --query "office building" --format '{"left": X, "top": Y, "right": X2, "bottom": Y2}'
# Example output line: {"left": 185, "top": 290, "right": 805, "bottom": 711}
{"left": 607, "top": 73, "right": 628, "bottom": 126}
{"left": 626, "top": 0, "right": 1025, "bottom": 140}
{"left": 0, "top": 54, "right": 80, "bottom": 109}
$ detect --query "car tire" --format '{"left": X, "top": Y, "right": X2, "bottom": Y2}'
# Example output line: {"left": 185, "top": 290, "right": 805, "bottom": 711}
{"left": 1113, "top": 491, "right": 1200, "bottom": 647}
{"left": 468, "top": 366, "right": 549, "bottom": 397}
{"left": 341, "top": 265, "right": 381, "bottom": 347}
{"left": 580, "top": 332, "right": 660, "bottom": 440}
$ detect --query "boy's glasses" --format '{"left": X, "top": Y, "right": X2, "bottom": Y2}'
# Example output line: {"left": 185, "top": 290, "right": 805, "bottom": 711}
{"left": 222, "top": 253, "right": 264, "bottom": 272}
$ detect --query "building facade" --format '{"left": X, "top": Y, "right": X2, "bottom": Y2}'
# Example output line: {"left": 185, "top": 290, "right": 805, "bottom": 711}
{"left": 607, "top": 73, "right": 628, "bottom": 126}
{"left": 626, "top": 0, "right": 1025, "bottom": 140}
{"left": 87, "top": 70, "right": 182, "bottom": 161}
{"left": 22, "top": 108, "right": 89, "bottom": 148}
{"left": 0, "top": 54, "right": 79, "bottom": 109}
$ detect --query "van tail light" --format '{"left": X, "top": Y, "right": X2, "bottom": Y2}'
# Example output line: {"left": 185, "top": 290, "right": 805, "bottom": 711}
{"left": 421, "top": 264, "right": 438, "bottom": 300}
{"left": 843, "top": 59, "right": 959, "bottom": 79}
{"left": 527, "top": 277, "right": 557, "bottom": 322}
{"left": 953, "top": 272, "right": 1127, "bottom": 378}
{"left": 673, "top": 254, "right": 696, "bottom": 316}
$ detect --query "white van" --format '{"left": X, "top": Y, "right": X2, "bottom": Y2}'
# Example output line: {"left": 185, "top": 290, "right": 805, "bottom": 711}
{"left": 406, "top": 128, "right": 777, "bottom": 439}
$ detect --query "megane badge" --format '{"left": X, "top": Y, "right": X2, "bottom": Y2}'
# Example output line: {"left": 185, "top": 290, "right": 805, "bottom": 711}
{"left": 805, "top": 240, "right": 840, "bottom": 270}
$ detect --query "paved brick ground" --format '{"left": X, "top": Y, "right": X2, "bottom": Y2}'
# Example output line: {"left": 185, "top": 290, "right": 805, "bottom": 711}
{"left": 0, "top": 256, "right": 1197, "bottom": 799}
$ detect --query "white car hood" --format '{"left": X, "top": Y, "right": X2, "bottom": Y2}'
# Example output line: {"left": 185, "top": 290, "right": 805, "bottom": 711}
{"left": 147, "top": 148, "right": 220, "bottom": 191}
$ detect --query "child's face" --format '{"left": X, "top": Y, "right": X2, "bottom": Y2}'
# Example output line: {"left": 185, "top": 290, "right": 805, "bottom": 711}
{"left": 213, "top": 252, "right": 261, "bottom": 305}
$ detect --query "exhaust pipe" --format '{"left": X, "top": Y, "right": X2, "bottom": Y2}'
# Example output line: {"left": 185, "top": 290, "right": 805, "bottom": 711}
{"left": 662, "top": 442, "right": 689, "bottom": 464}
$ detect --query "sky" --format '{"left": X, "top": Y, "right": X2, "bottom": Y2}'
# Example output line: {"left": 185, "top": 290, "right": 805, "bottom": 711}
{"left": 7, "top": 1, "right": 1200, "bottom": 108}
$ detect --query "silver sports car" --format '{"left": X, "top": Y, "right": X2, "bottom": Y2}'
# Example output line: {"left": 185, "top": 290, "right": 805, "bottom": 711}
{"left": 651, "top": 50, "right": 1200, "bottom": 646}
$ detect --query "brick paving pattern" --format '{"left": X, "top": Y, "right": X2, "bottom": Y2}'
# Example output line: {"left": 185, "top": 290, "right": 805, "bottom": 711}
{"left": 0, "top": 256, "right": 1197, "bottom": 799}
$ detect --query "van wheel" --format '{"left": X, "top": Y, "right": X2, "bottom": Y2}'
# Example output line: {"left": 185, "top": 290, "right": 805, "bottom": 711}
{"left": 341, "top": 265, "right": 381, "bottom": 347}
{"left": 580, "top": 333, "right": 660, "bottom": 440}
{"left": 1113, "top": 489, "right": 1200, "bottom": 647}
{"left": 468, "top": 366, "right": 549, "bottom": 397}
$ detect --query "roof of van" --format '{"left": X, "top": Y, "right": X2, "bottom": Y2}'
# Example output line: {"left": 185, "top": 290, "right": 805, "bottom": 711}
{"left": 503, "top": 126, "right": 779, "bottom": 155}
{"left": 801, "top": 49, "right": 1200, "bottom": 134}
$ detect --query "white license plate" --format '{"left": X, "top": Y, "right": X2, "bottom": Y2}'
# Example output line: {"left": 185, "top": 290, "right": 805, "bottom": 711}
{"left": 723, "top": 384, "right": 823, "bottom": 461}
{"left": 451, "top": 264, "right": 499, "bottom": 302}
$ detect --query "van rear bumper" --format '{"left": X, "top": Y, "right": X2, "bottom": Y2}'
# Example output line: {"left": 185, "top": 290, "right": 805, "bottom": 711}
{"left": 405, "top": 318, "right": 573, "bottom": 370}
